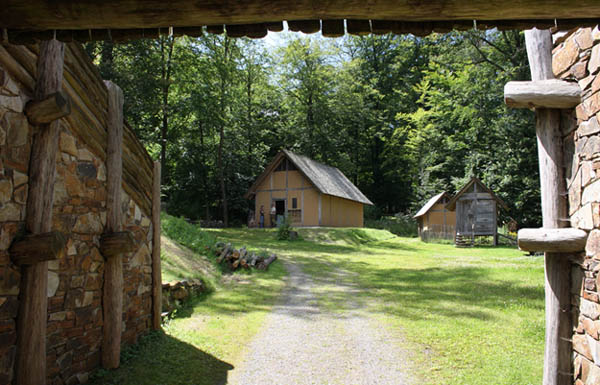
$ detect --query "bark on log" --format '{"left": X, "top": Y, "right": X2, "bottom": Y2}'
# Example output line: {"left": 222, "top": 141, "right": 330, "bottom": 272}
{"left": 504, "top": 80, "right": 581, "bottom": 109}
{"left": 16, "top": 38, "right": 65, "bottom": 385}
{"left": 5, "top": 1, "right": 600, "bottom": 30}
{"left": 102, "top": 80, "right": 124, "bottom": 369}
{"left": 518, "top": 228, "right": 588, "bottom": 253}
{"left": 152, "top": 161, "right": 162, "bottom": 330}
{"left": 100, "top": 231, "right": 137, "bottom": 258}
{"left": 24, "top": 90, "right": 71, "bottom": 124}
{"left": 525, "top": 28, "right": 571, "bottom": 385}
{"left": 10, "top": 232, "right": 66, "bottom": 265}
{"left": 258, "top": 254, "right": 277, "bottom": 270}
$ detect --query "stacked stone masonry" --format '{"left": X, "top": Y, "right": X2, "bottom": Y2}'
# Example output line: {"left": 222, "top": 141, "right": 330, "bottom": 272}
{"left": 0, "top": 43, "right": 155, "bottom": 384}
{"left": 554, "top": 26, "right": 600, "bottom": 385}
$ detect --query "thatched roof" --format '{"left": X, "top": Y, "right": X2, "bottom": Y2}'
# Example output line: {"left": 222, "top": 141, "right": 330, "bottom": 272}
{"left": 413, "top": 191, "right": 451, "bottom": 218}
{"left": 246, "top": 150, "right": 373, "bottom": 205}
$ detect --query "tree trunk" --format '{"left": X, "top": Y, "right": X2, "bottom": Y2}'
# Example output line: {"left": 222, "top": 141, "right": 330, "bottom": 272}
{"left": 160, "top": 36, "right": 175, "bottom": 186}
{"left": 217, "top": 37, "right": 230, "bottom": 227}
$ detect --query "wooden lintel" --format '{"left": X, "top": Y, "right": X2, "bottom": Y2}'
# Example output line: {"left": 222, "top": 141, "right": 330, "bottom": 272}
{"left": 10, "top": 231, "right": 66, "bottom": 265}
{"left": 24, "top": 90, "right": 71, "bottom": 125}
{"left": 4, "top": 1, "right": 600, "bottom": 30}
{"left": 100, "top": 231, "right": 137, "bottom": 259}
{"left": 518, "top": 228, "right": 588, "bottom": 253}
{"left": 504, "top": 80, "right": 581, "bottom": 109}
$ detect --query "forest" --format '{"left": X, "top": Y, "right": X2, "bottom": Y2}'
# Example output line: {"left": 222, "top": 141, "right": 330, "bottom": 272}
{"left": 83, "top": 28, "right": 541, "bottom": 228}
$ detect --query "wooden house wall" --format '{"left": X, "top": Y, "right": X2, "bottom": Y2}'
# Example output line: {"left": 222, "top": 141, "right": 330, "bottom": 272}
{"left": 320, "top": 195, "right": 364, "bottom": 227}
{"left": 455, "top": 190, "right": 497, "bottom": 236}
{"left": 253, "top": 164, "right": 364, "bottom": 227}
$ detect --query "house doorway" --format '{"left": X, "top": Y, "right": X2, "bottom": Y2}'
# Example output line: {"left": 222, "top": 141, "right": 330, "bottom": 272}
{"left": 274, "top": 199, "right": 286, "bottom": 226}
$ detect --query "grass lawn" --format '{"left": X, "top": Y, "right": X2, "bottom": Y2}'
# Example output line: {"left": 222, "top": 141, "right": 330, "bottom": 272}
{"left": 92, "top": 219, "right": 544, "bottom": 385}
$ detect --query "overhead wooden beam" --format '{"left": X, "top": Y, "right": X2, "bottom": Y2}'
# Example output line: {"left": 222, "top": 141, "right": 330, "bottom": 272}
{"left": 16, "top": 39, "right": 65, "bottom": 385}
{"left": 321, "top": 20, "right": 345, "bottom": 38}
{"left": 3, "top": 1, "right": 600, "bottom": 30}
{"left": 504, "top": 80, "right": 581, "bottom": 109}
{"left": 10, "top": 231, "right": 66, "bottom": 265}
{"left": 152, "top": 161, "right": 162, "bottom": 330}
{"left": 101, "top": 80, "right": 124, "bottom": 369}
{"left": 288, "top": 20, "right": 321, "bottom": 34}
{"left": 525, "top": 28, "right": 571, "bottom": 385}
{"left": 24, "top": 90, "right": 71, "bottom": 125}
{"left": 518, "top": 228, "right": 588, "bottom": 253}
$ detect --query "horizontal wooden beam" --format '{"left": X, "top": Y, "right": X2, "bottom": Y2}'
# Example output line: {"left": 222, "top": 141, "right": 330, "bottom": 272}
{"left": 10, "top": 231, "right": 66, "bottom": 265}
{"left": 100, "top": 231, "right": 137, "bottom": 259}
{"left": 24, "top": 91, "right": 71, "bottom": 125}
{"left": 3, "top": 1, "right": 600, "bottom": 30}
{"left": 504, "top": 80, "right": 581, "bottom": 109}
{"left": 518, "top": 228, "right": 588, "bottom": 253}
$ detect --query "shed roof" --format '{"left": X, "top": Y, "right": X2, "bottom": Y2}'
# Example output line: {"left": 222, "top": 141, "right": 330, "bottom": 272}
{"left": 245, "top": 150, "right": 373, "bottom": 205}
{"left": 445, "top": 177, "right": 509, "bottom": 211}
{"left": 413, "top": 192, "right": 451, "bottom": 218}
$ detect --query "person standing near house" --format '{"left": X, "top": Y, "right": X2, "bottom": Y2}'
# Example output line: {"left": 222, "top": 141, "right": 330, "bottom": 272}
{"left": 259, "top": 205, "right": 265, "bottom": 228}
{"left": 270, "top": 202, "right": 276, "bottom": 227}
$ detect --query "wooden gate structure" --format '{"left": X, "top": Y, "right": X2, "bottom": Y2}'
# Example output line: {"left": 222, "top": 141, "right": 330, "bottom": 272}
{"left": 3, "top": 1, "right": 600, "bottom": 385}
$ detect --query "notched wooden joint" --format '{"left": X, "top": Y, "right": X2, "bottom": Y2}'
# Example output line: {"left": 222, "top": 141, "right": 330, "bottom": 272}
{"left": 10, "top": 231, "right": 67, "bottom": 265}
{"left": 517, "top": 228, "right": 588, "bottom": 253}
{"left": 24, "top": 90, "right": 71, "bottom": 125}
{"left": 100, "top": 231, "right": 137, "bottom": 259}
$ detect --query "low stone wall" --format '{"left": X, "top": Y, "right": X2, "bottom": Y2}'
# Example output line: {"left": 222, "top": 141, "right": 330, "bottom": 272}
{"left": 0, "top": 43, "right": 156, "bottom": 384}
{"left": 553, "top": 26, "right": 600, "bottom": 384}
{"left": 161, "top": 279, "right": 206, "bottom": 312}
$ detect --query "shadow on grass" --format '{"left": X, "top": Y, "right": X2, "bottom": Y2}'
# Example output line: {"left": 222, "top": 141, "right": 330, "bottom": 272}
{"left": 292, "top": 253, "right": 544, "bottom": 325}
{"left": 90, "top": 332, "right": 233, "bottom": 385}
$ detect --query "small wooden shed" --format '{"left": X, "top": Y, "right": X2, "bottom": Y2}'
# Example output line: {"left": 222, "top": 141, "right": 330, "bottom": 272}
{"left": 413, "top": 192, "right": 456, "bottom": 241}
{"left": 245, "top": 150, "right": 373, "bottom": 227}
{"left": 445, "top": 177, "right": 509, "bottom": 245}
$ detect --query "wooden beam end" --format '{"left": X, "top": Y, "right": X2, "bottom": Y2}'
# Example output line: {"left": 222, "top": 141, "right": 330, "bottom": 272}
{"left": 10, "top": 231, "right": 67, "bottom": 265}
{"left": 517, "top": 227, "right": 588, "bottom": 253}
{"left": 100, "top": 231, "right": 137, "bottom": 259}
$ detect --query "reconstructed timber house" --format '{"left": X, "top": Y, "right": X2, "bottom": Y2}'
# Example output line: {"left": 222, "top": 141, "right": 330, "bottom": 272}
{"left": 446, "top": 177, "right": 509, "bottom": 245}
{"left": 414, "top": 178, "right": 508, "bottom": 244}
{"left": 413, "top": 192, "right": 456, "bottom": 241}
{"left": 245, "top": 150, "right": 373, "bottom": 227}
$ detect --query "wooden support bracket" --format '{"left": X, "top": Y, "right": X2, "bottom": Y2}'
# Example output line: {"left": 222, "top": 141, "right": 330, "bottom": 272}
{"left": 24, "top": 90, "right": 71, "bottom": 125}
{"left": 100, "top": 231, "right": 136, "bottom": 259}
{"left": 518, "top": 228, "right": 588, "bottom": 253}
{"left": 10, "top": 231, "right": 66, "bottom": 265}
{"left": 504, "top": 79, "right": 581, "bottom": 109}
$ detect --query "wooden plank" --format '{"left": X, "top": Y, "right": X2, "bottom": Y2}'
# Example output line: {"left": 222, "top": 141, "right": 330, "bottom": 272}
{"left": 10, "top": 232, "right": 66, "bottom": 265}
{"left": 525, "top": 28, "right": 570, "bottom": 385}
{"left": 504, "top": 80, "right": 581, "bottom": 109}
{"left": 24, "top": 91, "right": 71, "bottom": 124}
{"left": 3, "top": 1, "right": 600, "bottom": 30}
{"left": 346, "top": 19, "right": 371, "bottom": 35}
{"left": 101, "top": 80, "right": 124, "bottom": 369}
{"left": 288, "top": 20, "right": 321, "bottom": 34}
{"left": 152, "top": 161, "right": 162, "bottom": 330}
{"left": 16, "top": 38, "right": 65, "bottom": 385}
{"left": 518, "top": 228, "right": 588, "bottom": 253}
{"left": 100, "top": 231, "right": 137, "bottom": 258}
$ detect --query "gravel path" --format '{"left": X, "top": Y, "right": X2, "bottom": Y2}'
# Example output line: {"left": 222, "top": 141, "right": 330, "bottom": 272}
{"left": 228, "top": 261, "right": 412, "bottom": 385}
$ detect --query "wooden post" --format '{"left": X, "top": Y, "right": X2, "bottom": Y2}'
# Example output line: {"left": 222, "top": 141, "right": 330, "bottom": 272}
{"left": 525, "top": 28, "right": 571, "bottom": 385}
{"left": 101, "top": 80, "right": 124, "bottom": 369}
{"left": 16, "top": 39, "right": 65, "bottom": 385}
{"left": 151, "top": 161, "right": 162, "bottom": 329}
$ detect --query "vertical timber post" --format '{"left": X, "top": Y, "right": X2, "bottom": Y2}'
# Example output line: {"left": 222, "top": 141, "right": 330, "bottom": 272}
{"left": 524, "top": 28, "right": 571, "bottom": 385}
{"left": 16, "top": 39, "right": 65, "bottom": 385}
{"left": 152, "top": 161, "right": 162, "bottom": 329}
{"left": 102, "top": 81, "right": 124, "bottom": 369}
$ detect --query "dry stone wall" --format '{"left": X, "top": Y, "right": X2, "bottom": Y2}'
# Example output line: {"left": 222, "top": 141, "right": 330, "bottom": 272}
{"left": 0, "top": 43, "right": 155, "bottom": 384}
{"left": 553, "top": 26, "right": 600, "bottom": 385}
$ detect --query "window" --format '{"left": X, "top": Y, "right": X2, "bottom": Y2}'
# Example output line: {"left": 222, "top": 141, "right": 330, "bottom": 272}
{"left": 292, "top": 198, "right": 297, "bottom": 209}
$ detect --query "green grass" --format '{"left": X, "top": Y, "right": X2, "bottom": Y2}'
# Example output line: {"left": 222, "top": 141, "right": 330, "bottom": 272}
{"left": 201, "top": 227, "right": 544, "bottom": 385}
{"left": 92, "top": 223, "right": 544, "bottom": 385}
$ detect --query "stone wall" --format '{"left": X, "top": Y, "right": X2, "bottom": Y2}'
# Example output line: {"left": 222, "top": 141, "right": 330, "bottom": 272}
{"left": 553, "top": 26, "right": 600, "bottom": 384}
{"left": 0, "top": 43, "right": 155, "bottom": 384}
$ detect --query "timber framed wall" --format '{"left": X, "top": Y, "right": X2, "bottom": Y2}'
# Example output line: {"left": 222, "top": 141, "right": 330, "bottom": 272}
{"left": 0, "top": 42, "right": 158, "bottom": 384}
{"left": 550, "top": 26, "right": 600, "bottom": 384}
